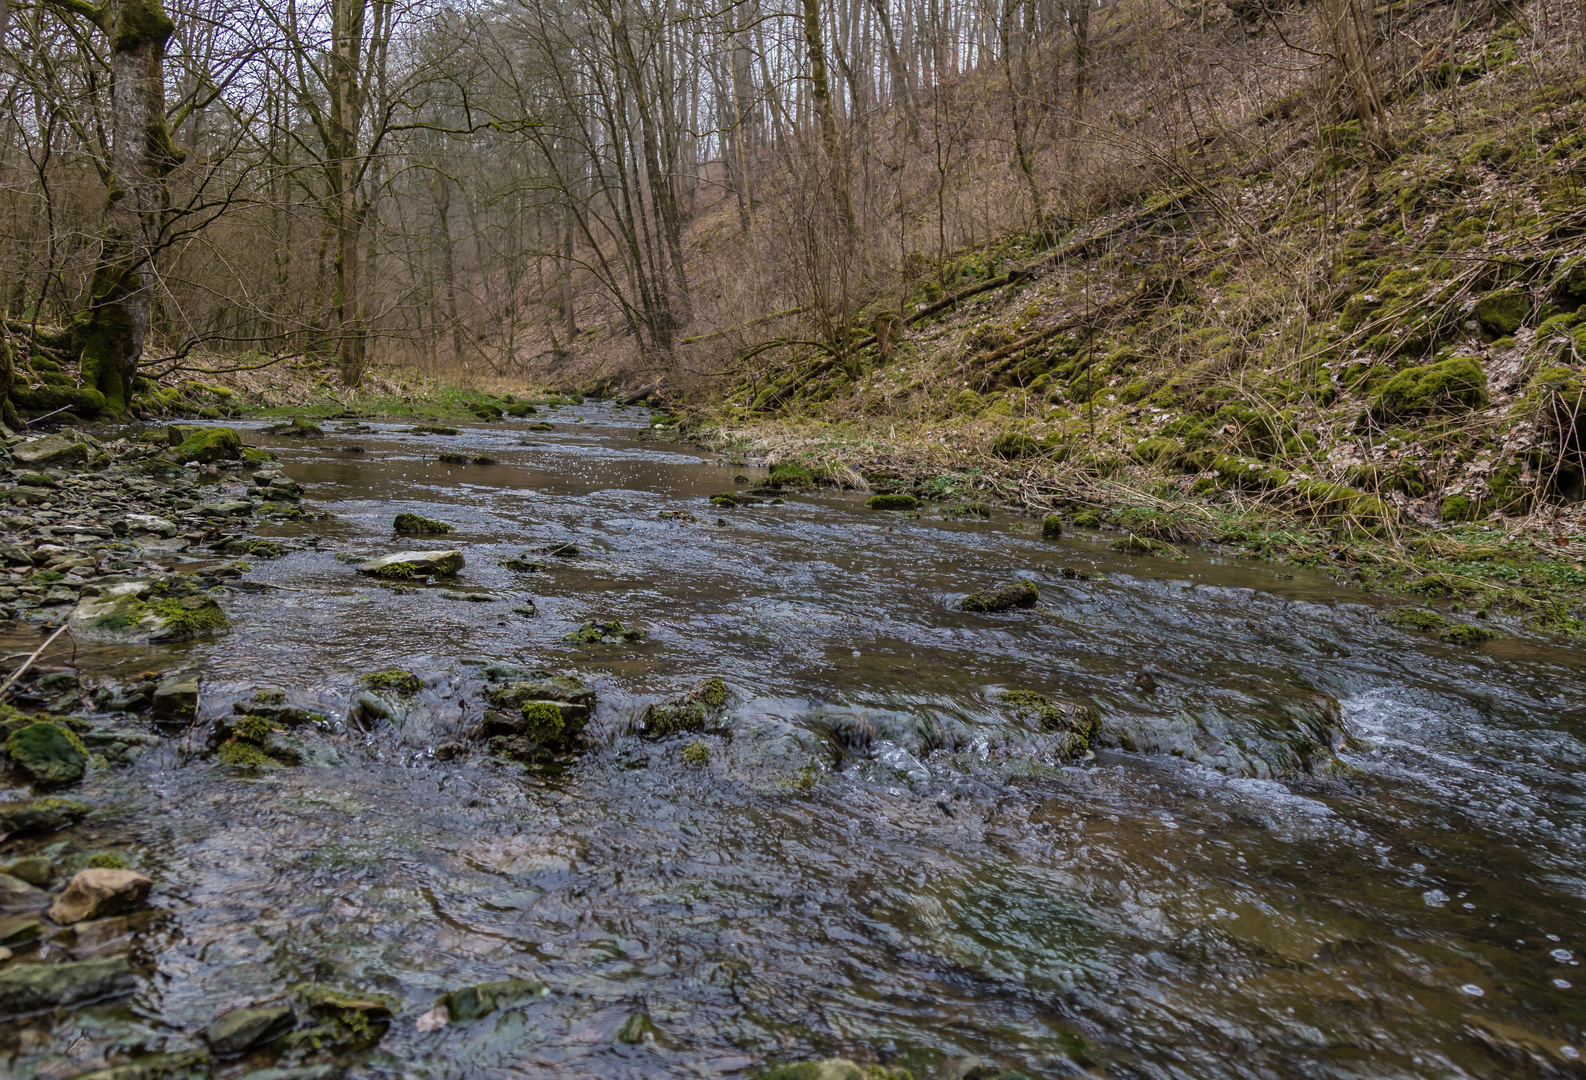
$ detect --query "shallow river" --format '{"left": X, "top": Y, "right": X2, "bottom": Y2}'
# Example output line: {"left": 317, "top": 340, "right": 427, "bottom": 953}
{"left": 8, "top": 403, "right": 1586, "bottom": 1079}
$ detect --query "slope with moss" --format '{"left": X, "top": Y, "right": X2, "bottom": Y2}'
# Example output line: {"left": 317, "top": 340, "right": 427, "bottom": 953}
{"left": 695, "top": 18, "right": 1586, "bottom": 634}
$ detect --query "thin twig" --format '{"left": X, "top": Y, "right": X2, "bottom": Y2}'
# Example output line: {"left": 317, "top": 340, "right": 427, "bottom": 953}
{"left": 0, "top": 622, "right": 72, "bottom": 698}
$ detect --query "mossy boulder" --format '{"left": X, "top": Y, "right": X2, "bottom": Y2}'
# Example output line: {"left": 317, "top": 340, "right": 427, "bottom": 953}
{"left": 0, "top": 797, "right": 90, "bottom": 835}
{"left": 959, "top": 580, "right": 1039, "bottom": 612}
{"left": 638, "top": 677, "right": 729, "bottom": 738}
{"left": 4, "top": 721, "right": 88, "bottom": 785}
{"left": 12, "top": 432, "right": 91, "bottom": 468}
{"left": 1212, "top": 455, "right": 1290, "bottom": 490}
{"left": 1041, "top": 514, "right": 1063, "bottom": 538}
{"left": 1439, "top": 494, "right": 1477, "bottom": 522}
{"left": 270, "top": 416, "right": 325, "bottom": 438}
{"left": 168, "top": 425, "right": 242, "bottom": 463}
{"left": 393, "top": 513, "right": 454, "bottom": 535}
{"left": 70, "top": 585, "right": 230, "bottom": 644}
{"left": 9, "top": 384, "right": 106, "bottom": 416}
{"left": 866, "top": 493, "right": 919, "bottom": 511}
{"left": 1370, "top": 357, "right": 1488, "bottom": 421}
{"left": 990, "top": 431, "right": 1040, "bottom": 459}
{"left": 1474, "top": 289, "right": 1529, "bottom": 336}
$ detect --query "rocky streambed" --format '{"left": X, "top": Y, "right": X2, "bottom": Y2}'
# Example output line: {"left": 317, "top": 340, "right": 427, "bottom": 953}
{"left": 1, "top": 402, "right": 1583, "bottom": 1080}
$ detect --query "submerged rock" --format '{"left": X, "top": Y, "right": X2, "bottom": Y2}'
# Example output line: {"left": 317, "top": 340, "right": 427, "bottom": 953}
{"left": 356, "top": 550, "right": 464, "bottom": 579}
{"left": 65, "top": 1048, "right": 211, "bottom": 1080}
{"left": 0, "top": 797, "right": 91, "bottom": 835}
{"left": 1380, "top": 606, "right": 1498, "bottom": 645}
{"left": 0, "top": 955, "right": 134, "bottom": 1017}
{"left": 288, "top": 983, "right": 396, "bottom": 1052}
{"left": 434, "top": 977, "right": 547, "bottom": 1023}
{"left": 1097, "top": 678, "right": 1352, "bottom": 778}
{"left": 998, "top": 690, "right": 1097, "bottom": 758}
{"left": 393, "top": 512, "right": 454, "bottom": 535}
{"left": 48, "top": 868, "right": 153, "bottom": 925}
{"left": 959, "top": 580, "right": 1039, "bottom": 612}
{"left": 205, "top": 1003, "right": 296, "bottom": 1054}
{"left": 1, "top": 872, "right": 50, "bottom": 914}
{"left": 754, "top": 1061, "right": 912, "bottom": 1080}
{"left": 4, "top": 721, "right": 88, "bottom": 785}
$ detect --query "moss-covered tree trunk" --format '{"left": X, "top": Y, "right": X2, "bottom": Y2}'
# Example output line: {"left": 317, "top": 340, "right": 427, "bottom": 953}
{"left": 44, "top": 0, "right": 181, "bottom": 417}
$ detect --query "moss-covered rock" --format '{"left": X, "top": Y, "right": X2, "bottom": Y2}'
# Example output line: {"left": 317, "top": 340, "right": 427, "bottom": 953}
{"left": 0, "top": 796, "right": 90, "bottom": 835}
{"left": 1474, "top": 289, "right": 1529, "bottom": 335}
{"left": 361, "top": 669, "right": 423, "bottom": 696}
{"left": 1212, "top": 455, "right": 1290, "bottom": 490}
{"left": 436, "top": 977, "right": 546, "bottom": 1023}
{"left": 356, "top": 550, "right": 465, "bottom": 578}
{"left": 393, "top": 513, "right": 454, "bottom": 535}
{"left": 4, "top": 721, "right": 88, "bottom": 785}
{"left": 990, "top": 431, "right": 1040, "bottom": 459}
{"left": 1380, "top": 606, "right": 1498, "bottom": 644}
{"left": 0, "top": 955, "right": 134, "bottom": 1018}
{"left": 271, "top": 416, "right": 325, "bottom": 438}
{"left": 288, "top": 983, "right": 396, "bottom": 1052}
{"left": 168, "top": 426, "right": 242, "bottom": 463}
{"left": 998, "top": 689, "right": 1098, "bottom": 758}
{"left": 1370, "top": 357, "right": 1488, "bottom": 421}
{"left": 959, "top": 580, "right": 1039, "bottom": 612}
{"left": 1041, "top": 514, "right": 1063, "bottom": 538}
{"left": 1439, "top": 494, "right": 1477, "bottom": 522}
{"left": 639, "top": 677, "right": 730, "bottom": 738}
{"left": 70, "top": 586, "right": 230, "bottom": 644}
{"left": 563, "top": 620, "right": 646, "bottom": 645}
{"left": 9, "top": 384, "right": 106, "bottom": 416}
{"left": 866, "top": 493, "right": 919, "bottom": 511}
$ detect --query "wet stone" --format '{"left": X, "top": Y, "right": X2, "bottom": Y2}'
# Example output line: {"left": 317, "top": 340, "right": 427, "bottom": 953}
{"left": 48, "top": 868, "right": 154, "bottom": 925}
{"left": 205, "top": 1003, "right": 297, "bottom": 1055}
{"left": 4, "top": 721, "right": 88, "bottom": 785}
{"left": 959, "top": 580, "right": 1039, "bottom": 612}
{"left": 0, "top": 954, "right": 135, "bottom": 1017}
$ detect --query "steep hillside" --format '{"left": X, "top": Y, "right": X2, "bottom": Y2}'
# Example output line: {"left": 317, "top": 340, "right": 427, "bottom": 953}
{"left": 695, "top": 17, "right": 1586, "bottom": 634}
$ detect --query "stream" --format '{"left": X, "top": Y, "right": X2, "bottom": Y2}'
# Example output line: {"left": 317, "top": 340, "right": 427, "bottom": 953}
{"left": 4, "top": 401, "right": 1585, "bottom": 1079}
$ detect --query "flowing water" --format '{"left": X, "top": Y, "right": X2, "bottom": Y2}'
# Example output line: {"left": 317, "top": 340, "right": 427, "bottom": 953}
{"left": 5, "top": 403, "right": 1586, "bottom": 1079}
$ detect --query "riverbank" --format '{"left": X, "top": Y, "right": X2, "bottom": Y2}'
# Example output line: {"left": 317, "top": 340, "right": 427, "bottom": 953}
{"left": 691, "top": 415, "right": 1586, "bottom": 640}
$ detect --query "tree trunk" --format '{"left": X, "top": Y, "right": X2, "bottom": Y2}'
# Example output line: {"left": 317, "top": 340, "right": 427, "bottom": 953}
{"left": 330, "top": 0, "right": 369, "bottom": 387}
{"left": 801, "top": 0, "right": 855, "bottom": 230}
{"left": 60, "top": 0, "right": 181, "bottom": 417}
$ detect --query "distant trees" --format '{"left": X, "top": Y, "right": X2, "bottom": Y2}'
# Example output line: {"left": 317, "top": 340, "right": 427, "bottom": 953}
{"left": 0, "top": 0, "right": 1580, "bottom": 403}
